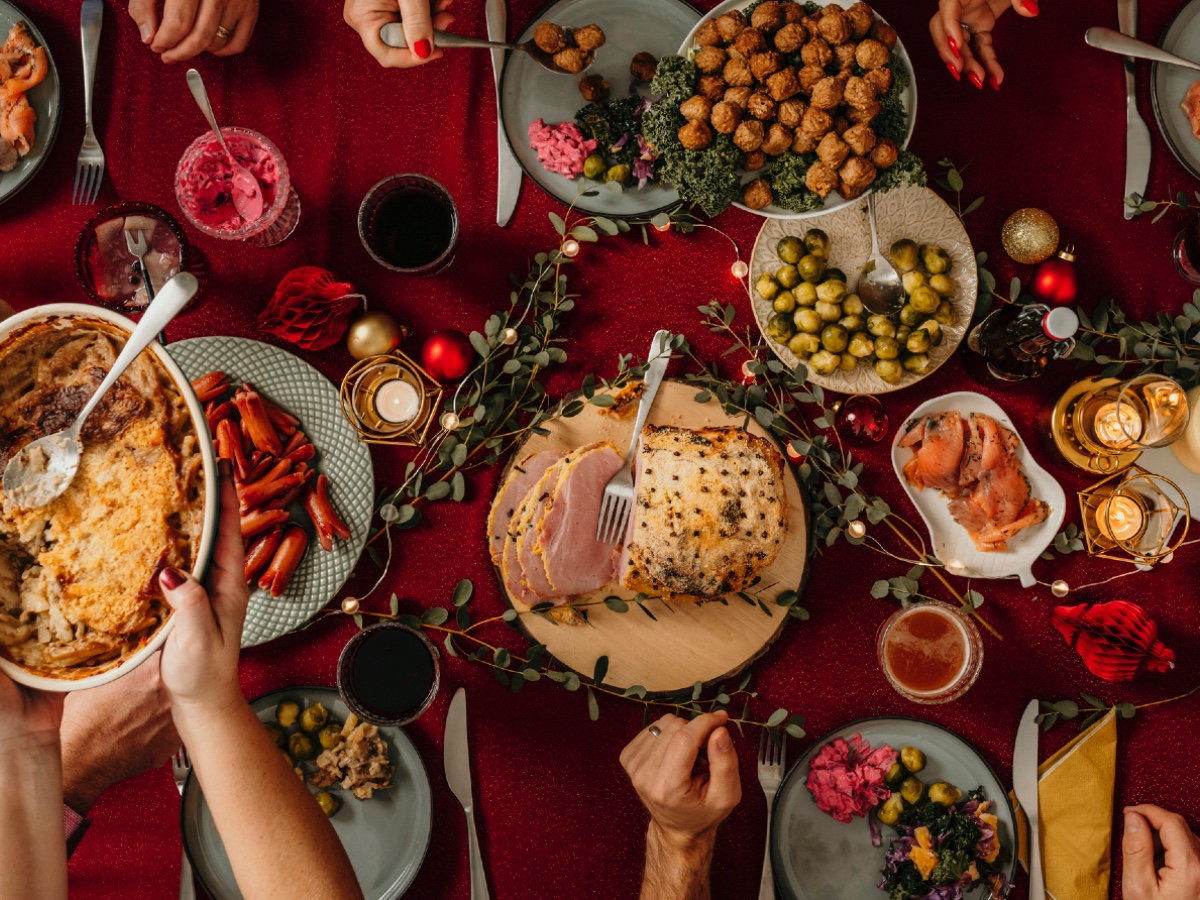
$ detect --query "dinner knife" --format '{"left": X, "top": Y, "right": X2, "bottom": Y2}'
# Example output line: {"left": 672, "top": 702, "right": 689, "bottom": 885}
{"left": 1118, "top": 0, "right": 1151, "bottom": 219}
{"left": 446, "top": 688, "right": 490, "bottom": 900}
{"left": 486, "top": 0, "right": 522, "bottom": 226}
{"left": 1013, "top": 699, "right": 1045, "bottom": 900}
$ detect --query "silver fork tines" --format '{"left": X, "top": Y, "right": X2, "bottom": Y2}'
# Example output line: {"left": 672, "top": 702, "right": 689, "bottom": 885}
{"left": 756, "top": 729, "right": 785, "bottom": 900}
{"left": 74, "top": 0, "right": 105, "bottom": 205}
{"left": 171, "top": 747, "right": 196, "bottom": 900}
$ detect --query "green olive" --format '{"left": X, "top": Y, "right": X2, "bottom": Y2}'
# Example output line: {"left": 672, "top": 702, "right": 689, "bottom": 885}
{"left": 905, "top": 330, "right": 931, "bottom": 354}
{"left": 901, "top": 270, "right": 927, "bottom": 295}
{"left": 927, "top": 782, "right": 964, "bottom": 808}
{"left": 934, "top": 301, "right": 958, "bottom": 326}
{"left": 898, "top": 304, "right": 921, "bottom": 327}
{"left": 874, "top": 335, "right": 900, "bottom": 360}
{"left": 919, "top": 319, "right": 943, "bottom": 346}
{"left": 900, "top": 776, "right": 924, "bottom": 805}
{"left": 903, "top": 353, "right": 931, "bottom": 375}
{"left": 867, "top": 315, "right": 896, "bottom": 339}
{"left": 766, "top": 312, "right": 795, "bottom": 343}
{"left": 798, "top": 254, "right": 826, "bottom": 284}
{"left": 794, "top": 308, "right": 823, "bottom": 334}
{"left": 776, "top": 235, "right": 804, "bottom": 265}
{"left": 299, "top": 703, "right": 329, "bottom": 734}
{"left": 839, "top": 353, "right": 857, "bottom": 372}
{"left": 773, "top": 290, "right": 796, "bottom": 313}
{"left": 920, "top": 243, "right": 952, "bottom": 275}
{"left": 288, "top": 732, "right": 317, "bottom": 762}
{"left": 803, "top": 228, "right": 831, "bottom": 259}
{"left": 815, "top": 300, "right": 842, "bottom": 323}
{"left": 276, "top": 701, "right": 301, "bottom": 729}
{"left": 820, "top": 324, "right": 849, "bottom": 353}
{"left": 583, "top": 153, "right": 607, "bottom": 179}
{"left": 928, "top": 273, "right": 956, "bottom": 296}
{"left": 884, "top": 761, "right": 908, "bottom": 788}
{"left": 877, "top": 793, "right": 905, "bottom": 825}
{"left": 314, "top": 791, "right": 341, "bottom": 817}
{"left": 776, "top": 264, "right": 801, "bottom": 289}
{"left": 794, "top": 282, "right": 818, "bottom": 307}
{"left": 838, "top": 315, "right": 864, "bottom": 333}
{"left": 841, "top": 294, "right": 864, "bottom": 316}
{"left": 788, "top": 332, "right": 820, "bottom": 358}
{"left": 908, "top": 285, "right": 941, "bottom": 315}
{"left": 605, "top": 163, "right": 631, "bottom": 183}
{"left": 889, "top": 238, "right": 919, "bottom": 273}
{"left": 756, "top": 273, "right": 780, "bottom": 301}
{"left": 848, "top": 331, "right": 876, "bottom": 358}
{"left": 264, "top": 723, "right": 288, "bottom": 750}
{"left": 816, "top": 279, "right": 847, "bottom": 305}
{"left": 875, "top": 358, "right": 903, "bottom": 384}
{"left": 824, "top": 267, "right": 847, "bottom": 285}
{"left": 809, "top": 349, "right": 840, "bottom": 376}
{"left": 318, "top": 723, "right": 344, "bottom": 750}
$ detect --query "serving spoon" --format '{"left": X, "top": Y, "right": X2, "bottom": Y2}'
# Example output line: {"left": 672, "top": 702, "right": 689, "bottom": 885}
{"left": 857, "top": 193, "right": 904, "bottom": 315}
{"left": 1085, "top": 26, "right": 1200, "bottom": 74}
{"left": 185, "top": 69, "right": 265, "bottom": 223}
{"left": 2, "top": 272, "right": 199, "bottom": 510}
{"left": 378, "top": 24, "right": 590, "bottom": 75}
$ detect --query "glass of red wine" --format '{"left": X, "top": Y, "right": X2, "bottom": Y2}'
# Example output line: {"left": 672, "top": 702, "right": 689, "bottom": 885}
{"left": 336, "top": 621, "right": 441, "bottom": 726}
{"left": 357, "top": 174, "right": 459, "bottom": 276}
{"left": 1173, "top": 216, "right": 1200, "bottom": 286}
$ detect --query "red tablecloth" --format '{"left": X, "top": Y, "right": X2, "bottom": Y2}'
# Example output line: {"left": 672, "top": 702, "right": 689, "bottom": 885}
{"left": 2, "top": 0, "right": 1199, "bottom": 897}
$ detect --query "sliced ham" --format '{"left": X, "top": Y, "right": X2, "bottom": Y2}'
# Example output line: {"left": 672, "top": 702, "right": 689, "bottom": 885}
{"left": 486, "top": 450, "right": 561, "bottom": 567}
{"left": 515, "top": 461, "right": 565, "bottom": 600}
{"left": 500, "top": 478, "right": 548, "bottom": 609}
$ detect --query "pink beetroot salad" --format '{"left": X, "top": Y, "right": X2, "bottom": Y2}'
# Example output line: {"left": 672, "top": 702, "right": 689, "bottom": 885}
{"left": 177, "top": 133, "right": 280, "bottom": 232}
{"left": 527, "top": 118, "right": 597, "bottom": 179}
{"left": 806, "top": 734, "right": 898, "bottom": 823}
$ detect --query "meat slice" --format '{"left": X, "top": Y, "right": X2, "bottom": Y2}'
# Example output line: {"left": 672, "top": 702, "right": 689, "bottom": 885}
{"left": 1183, "top": 81, "right": 1200, "bottom": 138}
{"left": 899, "top": 411, "right": 964, "bottom": 495}
{"left": 486, "top": 450, "right": 561, "bottom": 567}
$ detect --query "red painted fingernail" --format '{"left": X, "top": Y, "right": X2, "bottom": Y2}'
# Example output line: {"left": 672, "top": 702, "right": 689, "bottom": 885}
{"left": 969, "top": 72, "right": 983, "bottom": 90}
{"left": 160, "top": 567, "right": 187, "bottom": 590}
{"left": 1022, "top": 0, "right": 1038, "bottom": 14}
{"left": 947, "top": 36, "right": 959, "bottom": 59}
{"left": 413, "top": 38, "right": 431, "bottom": 59}
{"left": 946, "top": 62, "right": 960, "bottom": 81}
{"left": 989, "top": 75, "right": 1000, "bottom": 91}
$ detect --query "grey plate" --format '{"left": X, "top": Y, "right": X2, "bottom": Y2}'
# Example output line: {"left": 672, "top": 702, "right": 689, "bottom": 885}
{"left": 182, "top": 687, "right": 433, "bottom": 900}
{"left": 499, "top": 0, "right": 699, "bottom": 218}
{"left": 1152, "top": 0, "right": 1200, "bottom": 181}
{"left": 167, "top": 338, "right": 374, "bottom": 648}
{"left": 0, "top": 0, "right": 61, "bottom": 205}
{"left": 771, "top": 717, "right": 1017, "bottom": 900}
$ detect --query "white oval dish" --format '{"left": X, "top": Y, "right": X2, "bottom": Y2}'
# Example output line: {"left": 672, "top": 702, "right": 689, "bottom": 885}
{"left": 890, "top": 391, "right": 1065, "bottom": 588}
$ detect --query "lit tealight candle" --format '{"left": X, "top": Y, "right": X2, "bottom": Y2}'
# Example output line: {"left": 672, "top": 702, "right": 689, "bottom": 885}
{"left": 1097, "top": 494, "right": 1146, "bottom": 543}
{"left": 374, "top": 379, "right": 420, "bottom": 424}
{"left": 1092, "top": 401, "right": 1142, "bottom": 449}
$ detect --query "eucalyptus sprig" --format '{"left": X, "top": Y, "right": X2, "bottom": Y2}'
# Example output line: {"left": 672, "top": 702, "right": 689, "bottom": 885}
{"left": 1069, "top": 292, "right": 1200, "bottom": 389}
{"left": 1123, "top": 189, "right": 1200, "bottom": 223}
{"left": 933, "top": 157, "right": 996, "bottom": 321}
{"left": 1035, "top": 681, "right": 1200, "bottom": 732}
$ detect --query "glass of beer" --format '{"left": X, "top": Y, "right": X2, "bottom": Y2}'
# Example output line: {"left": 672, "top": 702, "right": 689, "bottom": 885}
{"left": 877, "top": 601, "right": 983, "bottom": 704}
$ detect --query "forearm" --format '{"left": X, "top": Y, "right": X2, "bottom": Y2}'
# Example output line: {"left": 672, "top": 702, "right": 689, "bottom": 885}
{"left": 0, "top": 738, "right": 68, "bottom": 900}
{"left": 639, "top": 822, "right": 717, "bottom": 900}
{"left": 175, "top": 696, "right": 361, "bottom": 900}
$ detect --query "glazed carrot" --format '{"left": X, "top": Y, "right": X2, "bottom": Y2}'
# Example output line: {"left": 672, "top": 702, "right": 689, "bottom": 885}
{"left": 241, "top": 508, "right": 290, "bottom": 539}
{"left": 258, "top": 526, "right": 308, "bottom": 597}
{"left": 303, "top": 475, "right": 351, "bottom": 551}
{"left": 191, "top": 371, "right": 230, "bottom": 403}
{"left": 244, "top": 527, "right": 284, "bottom": 583}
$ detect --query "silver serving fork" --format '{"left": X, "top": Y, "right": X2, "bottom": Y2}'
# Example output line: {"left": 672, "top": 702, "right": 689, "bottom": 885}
{"left": 171, "top": 747, "right": 196, "bottom": 900}
{"left": 595, "top": 330, "right": 672, "bottom": 544}
{"left": 756, "top": 730, "right": 786, "bottom": 900}
{"left": 123, "top": 229, "right": 156, "bottom": 304}
{"left": 73, "top": 0, "right": 105, "bottom": 205}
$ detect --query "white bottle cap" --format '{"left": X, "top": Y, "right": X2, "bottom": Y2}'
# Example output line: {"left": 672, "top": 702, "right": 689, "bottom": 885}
{"left": 1042, "top": 307, "right": 1079, "bottom": 341}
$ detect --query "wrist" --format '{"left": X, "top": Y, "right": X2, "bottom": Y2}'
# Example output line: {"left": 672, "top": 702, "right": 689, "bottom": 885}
{"left": 172, "top": 686, "right": 249, "bottom": 741}
{"left": 648, "top": 819, "right": 718, "bottom": 860}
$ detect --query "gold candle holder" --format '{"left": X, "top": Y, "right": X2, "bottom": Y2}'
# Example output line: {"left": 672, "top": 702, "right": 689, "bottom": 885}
{"left": 339, "top": 351, "right": 443, "bottom": 446}
{"left": 1078, "top": 465, "right": 1190, "bottom": 565}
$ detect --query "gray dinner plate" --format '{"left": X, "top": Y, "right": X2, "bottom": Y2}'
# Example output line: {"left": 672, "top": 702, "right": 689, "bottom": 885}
{"left": 182, "top": 687, "right": 433, "bottom": 900}
{"left": 770, "top": 717, "right": 1017, "bottom": 900}
{"left": 1153, "top": 0, "right": 1200, "bottom": 181}
{"left": 499, "top": 0, "right": 699, "bottom": 218}
{"left": 0, "top": 0, "right": 61, "bottom": 205}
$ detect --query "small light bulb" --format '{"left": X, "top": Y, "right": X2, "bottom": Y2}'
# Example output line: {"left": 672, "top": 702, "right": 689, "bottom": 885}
{"left": 1051, "top": 579, "right": 1069, "bottom": 598}
{"left": 501, "top": 327, "right": 518, "bottom": 346}
{"left": 1162, "top": 552, "right": 1175, "bottom": 565}
{"left": 378, "top": 503, "right": 399, "bottom": 523}
{"left": 946, "top": 559, "right": 965, "bottom": 575}
{"left": 786, "top": 442, "right": 805, "bottom": 464}
{"left": 562, "top": 239, "right": 580, "bottom": 258}
{"left": 730, "top": 259, "right": 749, "bottom": 279}
{"left": 847, "top": 520, "right": 866, "bottom": 539}
{"left": 654, "top": 221, "right": 672, "bottom": 233}
{"left": 341, "top": 597, "right": 360, "bottom": 615}
{"left": 440, "top": 411, "right": 460, "bottom": 431}
{"left": 741, "top": 359, "right": 757, "bottom": 381}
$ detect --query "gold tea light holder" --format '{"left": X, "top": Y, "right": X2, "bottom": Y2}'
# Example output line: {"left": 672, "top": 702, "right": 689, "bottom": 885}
{"left": 1077, "top": 465, "right": 1190, "bottom": 566}
{"left": 340, "top": 351, "right": 444, "bottom": 446}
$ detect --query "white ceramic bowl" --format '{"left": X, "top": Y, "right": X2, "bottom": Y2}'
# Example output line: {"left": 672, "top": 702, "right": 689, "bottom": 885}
{"left": 0, "top": 305, "right": 218, "bottom": 691}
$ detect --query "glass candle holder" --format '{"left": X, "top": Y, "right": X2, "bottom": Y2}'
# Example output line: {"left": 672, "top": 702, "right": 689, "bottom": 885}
{"left": 358, "top": 174, "right": 459, "bottom": 275}
{"left": 877, "top": 602, "right": 983, "bottom": 705}
{"left": 336, "top": 622, "right": 441, "bottom": 727}
{"left": 1079, "top": 465, "right": 1190, "bottom": 565}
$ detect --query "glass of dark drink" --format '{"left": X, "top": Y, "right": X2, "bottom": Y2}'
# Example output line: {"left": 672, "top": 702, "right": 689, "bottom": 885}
{"left": 1174, "top": 216, "right": 1200, "bottom": 286}
{"left": 358, "top": 174, "right": 459, "bottom": 276}
{"left": 876, "top": 601, "right": 983, "bottom": 704}
{"left": 336, "top": 622, "right": 441, "bottom": 726}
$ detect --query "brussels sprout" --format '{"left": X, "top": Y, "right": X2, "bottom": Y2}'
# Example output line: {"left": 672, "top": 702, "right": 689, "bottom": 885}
{"left": 874, "top": 335, "right": 900, "bottom": 360}
{"left": 934, "top": 301, "right": 958, "bottom": 326}
{"left": 803, "top": 228, "right": 831, "bottom": 259}
{"left": 314, "top": 791, "right": 341, "bottom": 817}
{"left": 824, "top": 268, "right": 847, "bottom": 284}
{"left": 889, "top": 238, "right": 919, "bottom": 273}
{"left": 908, "top": 285, "right": 941, "bottom": 315}
{"left": 920, "top": 243, "right": 952, "bottom": 275}
{"left": 841, "top": 294, "right": 864, "bottom": 316}
{"left": 276, "top": 701, "right": 301, "bottom": 729}
{"left": 605, "top": 163, "right": 631, "bottom": 183}
{"left": 794, "top": 282, "right": 818, "bottom": 307}
{"left": 875, "top": 358, "right": 903, "bottom": 384}
{"left": 583, "top": 154, "right": 607, "bottom": 179}
{"left": 288, "top": 732, "right": 317, "bottom": 762}
{"left": 794, "top": 308, "right": 823, "bottom": 334}
{"left": 798, "top": 254, "right": 826, "bottom": 284}
{"left": 927, "top": 782, "right": 964, "bottom": 807}
{"left": 816, "top": 279, "right": 847, "bottom": 305}
{"left": 900, "top": 746, "right": 926, "bottom": 774}
{"left": 839, "top": 353, "right": 857, "bottom": 372}
{"left": 756, "top": 273, "right": 780, "bottom": 301}
{"left": 776, "top": 264, "right": 801, "bottom": 289}
{"left": 809, "top": 350, "right": 840, "bottom": 375}
{"left": 905, "top": 330, "right": 931, "bottom": 354}
{"left": 919, "top": 319, "right": 943, "bottom": 346}
{"left": 898, "top": 304, "right": 921, "bottom": 327}
{"left": 901, "top": 270, "right": 927, "bottom": 295}
{"left": 820, "top": 324, "right": 849, "bottom": 353}
{"left": 896, "top": 325, "right": 911, "bottom": 341}
{"left": 318, "top": 723, "right": 344, "bottom": 750}
{"left": 884, "top": 761, "right": 908, "bottom": 788}
{"left": 848, "top": 331, "right": 876, "bottom": 358}
{"left": 788, "top": 332, "right": 821, "bottom": 358}
{"left": 929, "top": 273, "right": 956, "bottom": 296}
{"left": 877, "top": 793, "right": 906, "bottom": 825}
{"left": 773, "top": 290, "right": 796, "bottom": 313}
{"left": 867, "top": 315, "right": 896, "bottom": 339}
{"left": 838, "top": 315, "right": 865, "bottom": 333}
{"left": 900, "top": 776, "right": 924, "bottom": 805}
{"left": 903, "top": 354, "right": 931, "bottom": 375}
{"left": 767, "top": 312, "right": 795, "bottom": 343}
{"left": 299, "top": 703, "right": 329, "bottom": 734}
{"left": 776, "top": 236, "right": 804, "bottom": 265}
{"left": 815, "top": 300, "right": 842, "bottom": 323}
{"left": 264, "top": 723, "right": 288, "bottom": 750}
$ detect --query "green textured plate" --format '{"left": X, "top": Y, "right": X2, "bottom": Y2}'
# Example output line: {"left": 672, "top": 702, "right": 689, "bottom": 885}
{"left": 168, "top": 338, "right": 374, "bottom": 647}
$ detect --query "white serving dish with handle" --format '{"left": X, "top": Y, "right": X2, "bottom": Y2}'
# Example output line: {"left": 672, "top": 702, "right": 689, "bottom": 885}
{"left": 891, "top": 391, "right": 1065, "bottom": 588}
{"left": 0, "top": 304, "right": 218, "bottom": 691}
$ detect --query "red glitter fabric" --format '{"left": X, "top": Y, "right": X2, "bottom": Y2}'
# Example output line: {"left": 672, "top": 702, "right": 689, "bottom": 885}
{"left": 1, "top": 1, "right": 1199, "bottom": 899}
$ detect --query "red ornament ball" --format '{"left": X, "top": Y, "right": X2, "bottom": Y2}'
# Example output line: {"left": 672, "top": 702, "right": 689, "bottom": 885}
{"left": 1032, "top": 249, "right": 1077, "bottom": 305}
{"left": 421, "top": 330, "right": 475, "bottom": 382}
{"left": 834, "top": 395, "right": 890, "bottom": 447}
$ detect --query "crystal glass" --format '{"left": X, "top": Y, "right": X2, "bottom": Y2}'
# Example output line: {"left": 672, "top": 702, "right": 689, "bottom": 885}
{"left": 876, "top": 602, "right": 983, "bottom": 705}
{"left": 1073, "top": 374, "right": 1189, "bottom": 457}
{"left": 358, "top": 174, "right": 459, "bottom": 275}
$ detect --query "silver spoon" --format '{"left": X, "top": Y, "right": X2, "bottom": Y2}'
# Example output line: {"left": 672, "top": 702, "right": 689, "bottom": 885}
{"left": 378, "top": 24, "right": 590, "bottom": 75}
{"left": 857, "top": 193, "right": 904, "bottom": 315}
{"left": 1085, "top": 26, "right": 1200, "bottom": 74}
{"left": 185, "top": 69, "right": 265, "bottom": 223}
{"left": 2, "top": 272, "right": 199, "bottom": 510}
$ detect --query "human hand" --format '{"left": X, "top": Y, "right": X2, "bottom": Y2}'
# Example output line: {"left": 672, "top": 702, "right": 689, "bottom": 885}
{"left": 60, "top": 652, "right": 178, "bottom": 815}
{"left": 1123, "top": 805, "right": 1200, "bottom": 900}
{"left": 930, "top": 0, "right": 1036, "bottom": 91}
{"left": 343, "top": 0, "right": 456, "bottom": 69}
{"left": 0, "top": 674, "right": 63, "bottom": 751}
{"left": 128, "top": 0, "right": 259, "bottom": 62}
{"left": 620, "top": 711, "right": 741, "bottom": 847}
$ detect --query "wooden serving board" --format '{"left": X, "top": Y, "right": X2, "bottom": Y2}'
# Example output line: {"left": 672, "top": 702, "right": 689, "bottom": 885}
{"left": 494, "top": 380, "right": 810, "bottom": 693}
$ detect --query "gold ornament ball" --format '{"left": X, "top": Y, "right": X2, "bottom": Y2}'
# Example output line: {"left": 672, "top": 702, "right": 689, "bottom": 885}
{"left": 341, "top": 597, "right": 360, "bottom": 615}
{"left": 1051, "top": 579, "right": 1069, "bottom": 598}
{"left": 347, "top": 312, "right": 408, "bottom": 360}
{"left": 1001, "top": 208, "right": 1060, "bottom": 265}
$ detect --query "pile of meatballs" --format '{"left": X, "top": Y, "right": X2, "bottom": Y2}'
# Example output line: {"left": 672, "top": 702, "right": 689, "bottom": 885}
{"left": 533, "top": 22, "right": 606, "bottom": 75}
{"left": 681, "top": 0, "right": 902, "bottom": 210}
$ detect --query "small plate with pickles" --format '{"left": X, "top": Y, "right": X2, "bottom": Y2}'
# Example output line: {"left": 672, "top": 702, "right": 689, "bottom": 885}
{"left": 748, "top": 186, "right": 977, "bottom": 394}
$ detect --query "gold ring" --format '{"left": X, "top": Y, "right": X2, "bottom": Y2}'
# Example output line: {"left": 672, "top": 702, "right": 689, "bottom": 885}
{"left": 215, "top": 24, "right": 233, "bottom": 40}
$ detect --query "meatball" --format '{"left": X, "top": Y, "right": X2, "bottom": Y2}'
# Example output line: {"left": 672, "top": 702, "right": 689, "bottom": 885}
{"left": 747, "top": 91, "right": 777, "bottom": 120}
{"left": 864, "top": 66, "right": 892, "bottom": 94}
{"left": 743, "top": 177, "right": 774, "bottom": 210}
{"left": 723, "top": 57, "right": 754, "bottom": 87}
{"left": 846, "top": 2, "right": 874, "bottom": 39}
{"left": 840, "top": 155, "right": 877, "bottom": 193}
{"left": 766, "top": 66, "right": 801, "bottom": 101}
{"left": 777, "top": 98, "right": 806, "bottom": 128}
{"left": 792, "top": 129, "right": 818, "bottom": 154}
{"left": 750, "top": 51, "right": 783, "bottom": 80}
{"left": 733, "top": 119, "right": 765, "bottom": 152}
{"left": 578, "top": 74, "right": 609, "bottom": 101}
{"left": 783, "top": 2, "right": 805, "bottom": 25}
{"left": 695, "top": 19, "right": 723, "bottom": 46}
{"left": 723, "top": 86, "right": 753, "bottom": 108}
{"left": 816, "top": 131, "right": 850, "bottom": 169}
{"left": 574, "top": 24, "right": 606, "bottom": 52}
{"left": 834, "top": 42, "right": 858, "bottom": 71}
{"left": 678, "top": 120, "right": 714, "bottom": 150}
{"left": 847, "top": 100, "right": 881, "bottom": 124}
{"left": 856, "top": 38, "right": 889, "bottom": 69}
{"left": 800, "top": 38, "right": 832, "bottom": 67}
{"left": 742, "top": 149, "right": 767, "bottom": 170}
{"left": 843, "top": 75, "right": 876, "bottom": 109}
{"left": 716, "top": 10, "right": 747, "bottom": 42}
{"left": 750, "top": 1, "right": 785, "bottom": 33}
{"left": 870, "top": 20, "right": 898, "bottom": 50}
{"left": 631, "top": 51, "right": 658, "bottom": 82}
{"left": 680, "top": 94, "right": 713, "bottom": 121}
{"left": 762, "top": 123, "right": 793, "bottom": 156}
{"left": 800, "top": 106, "right": 833, "bottom": 137}
{"left": 534, "top": 22, "right": 566, "bottom": 54}
{"left": 711, "top": 100, "right": 743, "bottom": 134}
{"left": 732, "top": 28, "right": 768, "bottom": 59}
{"left": 553, "top": 47, "right": 588, "bottom": 74}
{"left": 698, "top": 75, "right": 727, "bottom": 100}
{"left": 871, "top": 137, "right": 899, "bottom": 169}
{"left": 834, "top": 116, "right": 851, "bottom": 135}
{"left": 842, "top": 122, "right": 876, "bottom": 156}
{"left": 798, "top": 64, "right": 826, "bottom": 95}
{"left": 694, "top": 45, "right": 727, "bottom": 74}
{"left": 806, "top": 161, "right": 839, "bottom": 198}
{"left": 774, "top": 22, "right": 807, "bottom": 54}
{"left": 818, "top": 9, "right": 851, "bottom": 45}
{"left": 800, "top": 13, "right": 823, "bottom": 41}
{"left": 809, "top": 76, "right": 844, "bottom": 110}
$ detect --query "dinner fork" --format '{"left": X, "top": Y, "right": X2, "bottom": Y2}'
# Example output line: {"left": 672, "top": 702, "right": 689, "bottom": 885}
{"left": 123, "top": 229, "right": 156, "bottom": 303}
{"left": 171, "top": 747, "right": 196, "bottom": 900}
{"left": 595, "top": 330, "right": 672, "bottom": 544}
{"left": 756, "top": 730, "right": 786, "bottom": 900}
{"left": 73, "top": 0, "right": 105, "bottom": 205}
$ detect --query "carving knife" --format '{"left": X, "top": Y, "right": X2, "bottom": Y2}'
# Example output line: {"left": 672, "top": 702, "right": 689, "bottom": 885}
{"left": 1013, "top": 699, "right": 1045, "bottom": 900}
{"left": 445, "top": 688, "right": 490, "bottom": 899}
{"left": 1119, "top": 0, "right": 1151, "bottom": 219}
{"left": 487, "top": 0, "right": 521, "bottom": 226}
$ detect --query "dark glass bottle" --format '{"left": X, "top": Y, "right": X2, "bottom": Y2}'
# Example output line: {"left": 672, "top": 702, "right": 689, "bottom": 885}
{"left": 966, "top": 303, "right": 1078, "bottom": 382}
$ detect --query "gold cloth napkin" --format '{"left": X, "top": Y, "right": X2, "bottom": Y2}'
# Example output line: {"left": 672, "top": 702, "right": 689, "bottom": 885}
{"left": 1011, "top": 707, "right": 1117, "bottom": 900}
